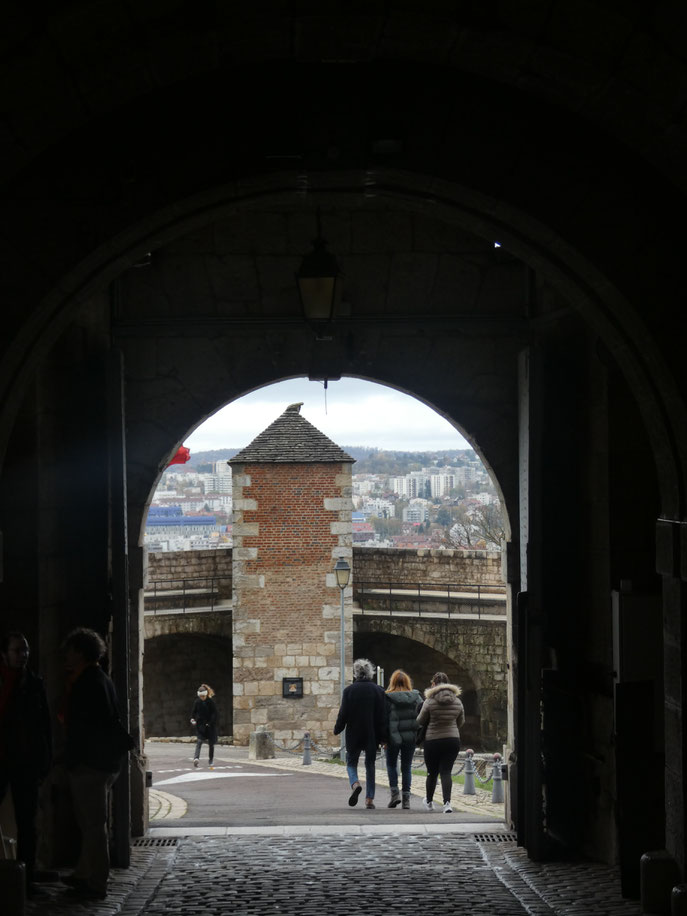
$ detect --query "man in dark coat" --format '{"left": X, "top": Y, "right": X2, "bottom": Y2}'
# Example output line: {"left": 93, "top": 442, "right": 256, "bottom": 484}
{"left": 60, "top": 627, "right": 129, "bottom": 902}
{"left": 334, "top": 657, "right": 386, "bottom": 809}
{"left": 0, "top": 631, "right": 52, "bottom": 896}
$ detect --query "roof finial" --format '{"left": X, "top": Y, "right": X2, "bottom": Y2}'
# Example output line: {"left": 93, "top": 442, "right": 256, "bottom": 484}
{"left": 287, "top": 402, "right": 304, "bottom": 413}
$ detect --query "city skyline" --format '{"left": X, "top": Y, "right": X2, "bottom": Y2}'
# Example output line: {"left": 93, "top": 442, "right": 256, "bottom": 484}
{"left": 184, "top": 378, "right": 473, "bottom": 454}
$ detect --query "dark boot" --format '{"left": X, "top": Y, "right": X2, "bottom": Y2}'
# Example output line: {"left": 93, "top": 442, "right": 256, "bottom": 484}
{"left": 388, "top": 788, "right": 401, "bottom": 808}
{"left": 402, "top": 792, "right": 411, "bottom": 809}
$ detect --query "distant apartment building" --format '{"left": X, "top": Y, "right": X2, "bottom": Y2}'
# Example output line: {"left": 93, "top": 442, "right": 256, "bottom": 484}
{"left": 390, "top": 476, "right": 410, "bottom": 497}
{"left": 403, "top": 500, "right": 430, "bottom": 523}
{"left": 454, "top": 466, "right": 480, "bottom": 484}
{"left": 353, "top": 477, "right": 376, "bottom": 496}
{"left": 364, "top": 497, "right": 395, "bottom": 517}
{"left": 391, "top": 472, "right": 430, "bottom": 498}
{"left": 429, "top": 473, "right": 456, "bottom": 498}
{"left": 199, "top": 460, "right": 232, "bottom": 494}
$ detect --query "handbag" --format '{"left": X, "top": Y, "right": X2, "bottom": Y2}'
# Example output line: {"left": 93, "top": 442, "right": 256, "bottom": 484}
{"left": 415, "top": 722, "right": 427, "bottom": 747}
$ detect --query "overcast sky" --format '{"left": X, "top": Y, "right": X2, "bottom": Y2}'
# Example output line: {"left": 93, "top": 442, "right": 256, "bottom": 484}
{"left": 184, "top": 378, "right": 472, "bottom": 453}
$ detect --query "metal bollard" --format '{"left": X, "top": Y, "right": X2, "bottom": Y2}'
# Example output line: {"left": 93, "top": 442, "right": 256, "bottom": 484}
{"left": 302, "top": 731, "right": 312, "bottom": 766}
{"left": 491, "top": 753, "right": 505, "bottom": 803}
{"left": 463, "top": 749, "right": 476, "bottom": 795}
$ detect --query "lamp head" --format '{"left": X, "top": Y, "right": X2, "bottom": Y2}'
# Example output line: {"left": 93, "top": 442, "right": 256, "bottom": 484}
{"left": 334, "top": 556, "right": 351, "bottom": 589}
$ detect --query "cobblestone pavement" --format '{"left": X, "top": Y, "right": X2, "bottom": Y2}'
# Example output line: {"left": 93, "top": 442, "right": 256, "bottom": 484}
{"left": 22, "top": 745, "right": 641, "bottom": 915}
{"left": 25, "top": 834, "right": 643, "bottom": 916}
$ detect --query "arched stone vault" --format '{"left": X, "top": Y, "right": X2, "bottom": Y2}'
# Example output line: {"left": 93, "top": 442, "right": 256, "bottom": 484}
{"left": 2, "top": 5, "right": 687, "bottom": 877}
{"left": 355, "top": 615, "right": 508, "bottom": 751}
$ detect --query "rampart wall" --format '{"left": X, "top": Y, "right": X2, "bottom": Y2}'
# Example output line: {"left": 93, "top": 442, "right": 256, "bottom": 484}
{"left": 147, "top": 546, "right": 505, "bottom": 592}
{"left": 352, "top": 547, "right": 504, "bottom": 588}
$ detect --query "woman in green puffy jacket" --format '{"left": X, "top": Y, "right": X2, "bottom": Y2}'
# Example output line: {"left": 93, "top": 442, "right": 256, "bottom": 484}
{"left": 384, "top": 669, "right": 422, "bottom": 809}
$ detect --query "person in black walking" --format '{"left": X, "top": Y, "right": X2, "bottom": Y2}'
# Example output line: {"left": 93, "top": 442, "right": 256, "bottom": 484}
{"left": 416, "top": 671, "right": 465, "bottom": 814}
{"left": 334, "top": 658, "right": 386, "bottom": 809}
{"left": 190, "top": 683, "right": 217, "bottom": 768}
{"left": 0, "top": 631, "right": 52, "bottom": 898}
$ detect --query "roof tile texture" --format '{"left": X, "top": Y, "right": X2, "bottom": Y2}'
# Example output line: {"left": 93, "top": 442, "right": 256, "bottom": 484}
{"left": 229, "top": 403, "right": 354, "bottom": 464}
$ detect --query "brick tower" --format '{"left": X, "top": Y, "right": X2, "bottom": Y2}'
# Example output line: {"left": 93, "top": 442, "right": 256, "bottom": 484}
{"left": 229, "top": 403, "right": 354, "bottom": 746}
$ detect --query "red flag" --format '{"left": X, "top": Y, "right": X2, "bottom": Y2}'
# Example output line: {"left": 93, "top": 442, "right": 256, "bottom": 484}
{"left": 167, "top": 446, "right": 191, "bottom": 467}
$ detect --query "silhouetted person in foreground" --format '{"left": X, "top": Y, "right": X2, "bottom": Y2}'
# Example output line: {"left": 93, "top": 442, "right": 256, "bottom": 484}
{"left": 0, "top": 631, "right": 51, "bottom": 897}
{"left": 334, "top": 658, "right": 386, "bottom": 809}
{"left": 59, "top": 627, "right": 128, "bottom": 901}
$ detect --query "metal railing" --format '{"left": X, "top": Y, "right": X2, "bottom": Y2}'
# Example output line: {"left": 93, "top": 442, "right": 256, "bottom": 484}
{"left": 144, "top": 575, "right": 232, "bottom": 614}
{"left": 354, "top": 580, "right": 506, "bottom": 618}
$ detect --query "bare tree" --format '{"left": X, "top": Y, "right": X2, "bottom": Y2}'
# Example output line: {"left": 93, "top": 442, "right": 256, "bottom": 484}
{"left": 444, "top": 501, "right": 505, "bottom": 550}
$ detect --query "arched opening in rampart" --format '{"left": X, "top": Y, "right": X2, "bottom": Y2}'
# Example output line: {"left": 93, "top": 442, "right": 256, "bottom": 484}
{"left": 353, "top": 630, "right": 486, "bottom": 749}
{"left": 142, "top": 633, "right": 233, "bottom": 740}
{"left": 138, "top": 374, "right": 511, "bottom": 754}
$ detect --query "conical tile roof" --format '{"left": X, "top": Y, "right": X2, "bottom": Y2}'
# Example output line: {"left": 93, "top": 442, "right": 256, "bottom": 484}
{"left": 229, "top": 403, "right": 355, "bottom": 464}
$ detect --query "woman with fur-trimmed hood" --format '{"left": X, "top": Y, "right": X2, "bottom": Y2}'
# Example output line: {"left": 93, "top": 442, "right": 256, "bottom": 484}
{"left": 416, "top": 671, "right": 465, "bottom": 814}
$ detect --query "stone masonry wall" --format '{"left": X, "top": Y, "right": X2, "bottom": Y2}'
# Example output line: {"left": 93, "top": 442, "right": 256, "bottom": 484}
{"left": 147, "top": 549, "right": 233, "bottom": 599}
{"left": 357, "top": 615, "right": 508, "bottom": 749}
{"left": 352, "top": 547, "right": 504, "bottom": 589}
{"left": 146, "top": 547, "right": 502, "bottom": 597}
{"left": 232, "top": 463, "right": 352, "bottom": 746}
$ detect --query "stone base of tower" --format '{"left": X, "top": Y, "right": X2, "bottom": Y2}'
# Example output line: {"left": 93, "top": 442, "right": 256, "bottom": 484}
{"left": 231, "top": 622, "right": 351, "bottom": 748}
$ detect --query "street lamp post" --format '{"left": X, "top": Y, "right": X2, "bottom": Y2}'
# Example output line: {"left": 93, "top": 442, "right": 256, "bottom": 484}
{"left": 334, "top": 557, "right": 351, "bottom": 762}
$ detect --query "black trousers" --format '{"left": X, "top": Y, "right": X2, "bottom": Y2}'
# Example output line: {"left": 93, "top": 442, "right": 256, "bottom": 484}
{"left": 423, "top": 737, "right": 460, "bottom": 803}
{"left": 194, "top": 736, "right": 214, "bottom": 763}
{"left": 0, "top": 760, "right": 39, "bottom": 883}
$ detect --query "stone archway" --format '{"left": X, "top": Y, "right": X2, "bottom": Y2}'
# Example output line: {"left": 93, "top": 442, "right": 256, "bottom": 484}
{"left": 104, "top": 182, "right": 667, "bottom": 865}
{"left": 355, "top": 622, "right": 506, "bottom": 752}
{"left": 142, "top": 632, "right": 233, "bottom": 739}
{"left": 1, "top": 43, "right": 687, "bottom": 868}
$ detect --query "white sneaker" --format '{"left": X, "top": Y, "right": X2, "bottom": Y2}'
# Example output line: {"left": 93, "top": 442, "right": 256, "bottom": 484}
{"left": 193, "top": 759, "right": 199, "bottom": 768}
{"left": 443, "top": 802, "right": 453, "bottom": 814}
{"left": 422, "top": 798, "right": 434, "bottom": 811}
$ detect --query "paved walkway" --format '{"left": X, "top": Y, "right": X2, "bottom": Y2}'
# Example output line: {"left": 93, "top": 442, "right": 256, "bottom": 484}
{"left": 147, "top": 744, "right": 505, "bottom": 827}
{"left": 22, "top": 746, "right": 642, "bottom": 916}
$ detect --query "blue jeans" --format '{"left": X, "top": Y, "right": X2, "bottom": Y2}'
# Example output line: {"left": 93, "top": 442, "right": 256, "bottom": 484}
{"left": 385, "top": 742, "right": 415, "bottom": 793}
{"left": 346, "top": 746, "right": 377, "bottom": 799}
